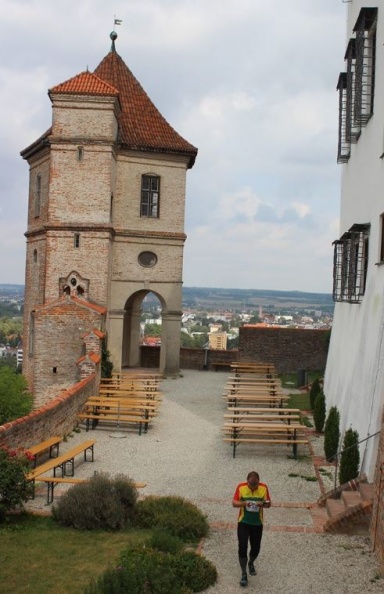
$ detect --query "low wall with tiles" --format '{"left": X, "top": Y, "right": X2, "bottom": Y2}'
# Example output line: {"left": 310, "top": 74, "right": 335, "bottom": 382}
{"left": 371, "top": 410, "right": 384, "bottom": 570}
{"left": 238, "top": 327, "right": 329, "bottom": 374}
{"left": 0, "top": 374, "right": 97, "bottom": 450}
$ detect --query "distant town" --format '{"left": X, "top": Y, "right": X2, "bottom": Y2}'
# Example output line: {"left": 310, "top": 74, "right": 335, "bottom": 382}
{"left": 0, "top": 284, "right": 333, "bottom": 363}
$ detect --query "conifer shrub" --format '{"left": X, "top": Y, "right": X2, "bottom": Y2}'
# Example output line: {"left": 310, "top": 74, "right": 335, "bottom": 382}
{"left": 339, "top": 428, "right": 360, "bottom": 485}
{"left": 324, "top": 406, "right": 340, "bottom": 462}
{"left": 52, "top": 472, "right": 138, "bottom": 530}
{"left": 309, "top": 378, "right": 321, "bottom": 410}
{"left": 134, "top": 496, "right": 209, "bottom": 541}
{"left": 149, "top": 528, "right": 184, "bottom": 554}
{"left": 313, "top": 390, "right": 326, "bottom": 432}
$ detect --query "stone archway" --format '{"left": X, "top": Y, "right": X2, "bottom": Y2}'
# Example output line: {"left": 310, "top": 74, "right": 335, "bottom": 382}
{"left": 119, "top": 289, "right": 181, "bottom": 376}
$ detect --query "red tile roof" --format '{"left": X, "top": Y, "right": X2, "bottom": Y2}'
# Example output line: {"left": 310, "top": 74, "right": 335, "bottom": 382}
{"left": 94, "top": 49, "right": 197, "bottom": 167}
{"left": 49, "top": 71, "right": 119, "bottom": 97}
{"left": 22, "top": 45, "right": 197, "bottom": 168}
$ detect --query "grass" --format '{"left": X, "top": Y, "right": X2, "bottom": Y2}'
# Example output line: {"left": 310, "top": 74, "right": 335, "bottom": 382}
{"left": 280, "top": 371, "right": 323, "bottom": 389}
{"left": 0, "top": 513, "right": 150, "bottom": 594}
{"left": 287, "top": 392, "right": 311, "bottom": 411}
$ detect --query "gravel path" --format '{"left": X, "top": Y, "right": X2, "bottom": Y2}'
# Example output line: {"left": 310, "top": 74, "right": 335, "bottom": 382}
{"left": 27, "top": 370, "right": 383, "bottom": 593}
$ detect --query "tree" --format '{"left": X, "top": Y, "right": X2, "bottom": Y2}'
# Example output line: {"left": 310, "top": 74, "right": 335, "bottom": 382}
{"left": 144, "top": 323, "right": 162, "bottom": 336}
{"left": 324, "top": 406, "right": 340, "bottom": 462}
{"left": 313, "top": 391, "right": 326, "bottom": 433}
{"left": 0, "top": 366, "right": 33, "bottom": 425}
{"left": 101, "top": 338, "right": 113, "bottom": 379}
{"left": 339, "top": 428, "right": 360, "bottom": 485}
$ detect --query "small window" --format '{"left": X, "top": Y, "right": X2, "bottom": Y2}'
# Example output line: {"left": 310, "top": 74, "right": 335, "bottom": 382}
{"left": 29, "top": 311, "right": 35, "bottom": 356}
{"left": 34, "top": 174, "right": 41, "bottom": 217}
{"left": 141, "top": 175, "right": 160, "bottom": 218}
{"left": 74, "top": 233, "right": 80, "bottom": 248}
{"left": 77, "top": 146, "right": 84, "bottom": 162}
{"left": 33, "top": 249, "right": 37, "bottom": 263}
{"left": 138, "top": 251, "right": 158, "bottom": 267}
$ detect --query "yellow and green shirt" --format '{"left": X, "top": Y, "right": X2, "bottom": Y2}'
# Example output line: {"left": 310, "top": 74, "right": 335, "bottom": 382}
{"left": 233, "top": 481, "right": 271, "bottom": 526}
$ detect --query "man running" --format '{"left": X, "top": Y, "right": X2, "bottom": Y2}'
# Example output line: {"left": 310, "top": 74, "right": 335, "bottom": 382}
{"left": 232, "top": 471, "right": 271, "bottom": 587}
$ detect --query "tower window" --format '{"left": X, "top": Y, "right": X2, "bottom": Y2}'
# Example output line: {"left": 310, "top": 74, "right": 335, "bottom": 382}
{"left": 74, "top": 233, "right": 80, "bottom": 248}
{"left": 34, "top": 174, "right": 41, "bottom": 217}
{"left": 77, "top": 146, "right": 84, "bottom": 161}
{"left": 33, "top": 249, "right": 37, "bottom": 263}
{"left": 141, "top": 175, "right": 160, "bottom": 218}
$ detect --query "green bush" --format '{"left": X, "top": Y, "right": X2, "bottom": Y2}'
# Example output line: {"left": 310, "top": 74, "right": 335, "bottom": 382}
{"left": 309, "top": 378, "right": 321, "bottom": 410}
{"left": 313, "top": 391, "right": 326, "bottom": 432}
{"left": 0, "top": 447, "right": 34, "bottom": 522}
{"left": 149, "top": 528, "right": 184, "bottom": 554}
{"left": 324, "top": 406, "right": 340, "bottom": 462}
{"left": 339, "top": 428, "right": 360, "bottom": 485}
{"left": 85, "top": 545, "right": 217, "bottom": 594}
{"left": 0, "top": 366, "right": 33, "bottom": 425}
{"left": 172, "top": 550, "right": 217, "bottom": 592}
{"left": 134, "top": 496, "right": 209, "bottom": 541}
{"left": 52, "top": 472, "right": 138, "bottom": 530}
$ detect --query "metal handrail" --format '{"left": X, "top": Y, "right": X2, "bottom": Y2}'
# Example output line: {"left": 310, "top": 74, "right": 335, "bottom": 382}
{"left": 331, "top": 430, "right": 381, "bottom": 490}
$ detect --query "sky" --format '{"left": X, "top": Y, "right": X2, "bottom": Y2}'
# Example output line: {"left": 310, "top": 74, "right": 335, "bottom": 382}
{"left": 0, "top": 0, "right": 348, "bottom": 293}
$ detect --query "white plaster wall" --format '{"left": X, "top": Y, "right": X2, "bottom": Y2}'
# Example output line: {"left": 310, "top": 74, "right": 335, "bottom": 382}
{"left": 324, "top": 2, "right": 384, "bottom": 480}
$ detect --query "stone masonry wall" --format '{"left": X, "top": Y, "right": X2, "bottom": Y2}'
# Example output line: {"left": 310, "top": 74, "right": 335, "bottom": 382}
{"left": 238, "top": 327, "right": 328, "bottom": 374}
{"left": 371, "top": 409, "right": 384, "bottom": 570}
{"left": 0, "top": 374, "right": 96, "bottom": 451}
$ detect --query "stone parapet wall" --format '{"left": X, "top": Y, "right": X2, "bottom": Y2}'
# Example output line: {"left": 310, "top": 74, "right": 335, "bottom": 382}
{"left": 238, "top": 327, "right": 328, "bottom": 373}
{"left": 371, "top": 409, "right": 384, "bottom": 570}
{"left": 0, "top": 374, "right": 97, "bottom": 451}
{"left": 140, "top": 346, "right": 239, "bottom": 371}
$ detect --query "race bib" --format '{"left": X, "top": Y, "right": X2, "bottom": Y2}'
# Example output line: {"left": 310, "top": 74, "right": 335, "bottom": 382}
{"left": 246, "top": 501, "right": 259, "bottom": 513}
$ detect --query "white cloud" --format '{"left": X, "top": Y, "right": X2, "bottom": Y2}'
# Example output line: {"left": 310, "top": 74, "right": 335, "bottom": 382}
{"left": 0, "top": 0, "right": 347, "bottom": 292}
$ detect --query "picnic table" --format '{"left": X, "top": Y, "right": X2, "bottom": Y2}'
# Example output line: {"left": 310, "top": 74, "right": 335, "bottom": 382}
{"left": 223, "top": 393, "right": 289, "bottom": 408}
{"left": 79, "top": 398, "right": 157, "bottom": 434}
{"left": 223, "top": 421, "right": 308, "bottom": 458}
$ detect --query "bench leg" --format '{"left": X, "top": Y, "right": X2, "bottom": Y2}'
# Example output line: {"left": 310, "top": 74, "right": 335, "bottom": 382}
{"left": 46, "top": 481, "right": 55, "bottom": 505}
{"left": 84, "top": 444, "right": 94, "bottom": 462}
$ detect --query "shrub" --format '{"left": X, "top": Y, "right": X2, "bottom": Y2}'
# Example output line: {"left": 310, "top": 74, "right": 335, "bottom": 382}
{"left": 324, "top": 406, "right": 340, "bottom": 462}
{"left": 0, "top": 366, "right": 33, "bottom": 425}
{"left": 101, "top": 338, "right": 113, "bottom": 379}
{"left": 339, "top": 428, "right": 360, "bottom": 485}
{"left": 148, "top": 528, "right": 184, "bottom": 554}
{"left": 309, "top": 378, "right": 321, "bottom": 410}
{"left": 0, "top": 447, "right": 34, "bottom": 522}
{"left": 52, "top": 472, "right": 138, "bottom": 530}
{"left": 313, "top": 390, "right": 326, "bottom": 432}
{"left": 134, "top": 496, "right": 209, "bottom": 541}
{"left": 85, "top": 545, "right": 216, "bottom": 594}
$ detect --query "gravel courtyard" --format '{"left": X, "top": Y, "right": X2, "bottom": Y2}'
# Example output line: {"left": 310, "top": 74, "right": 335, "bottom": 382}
{"left": 28, "top": 370, "right": 383, "bottom": 593}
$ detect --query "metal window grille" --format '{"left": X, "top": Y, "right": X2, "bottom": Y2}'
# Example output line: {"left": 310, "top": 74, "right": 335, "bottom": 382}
{"left": 345, "top": 39, "right": 360, "bottom": 143}
{"left": 141, "top": 175, "right": 160, "bottom": 218}
{"left": 332, "top": 224, "right": 370, "bottom": 303}
{"left": 337, "top": 73, "right": 350, "bottom": 164}
{"left": 353, "top": 8, "right": 377, "bottom": 127}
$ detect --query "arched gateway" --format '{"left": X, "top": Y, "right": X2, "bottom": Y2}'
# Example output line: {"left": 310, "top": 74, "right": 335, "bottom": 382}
{"left": 21, "top": 32, "right": 197, "bottom": 395}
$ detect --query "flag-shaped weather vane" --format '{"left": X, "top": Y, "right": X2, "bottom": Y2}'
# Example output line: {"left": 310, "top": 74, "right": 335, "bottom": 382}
{"left": 113, "top": 16, "right": 122, "bottom": 29}
{"left": 110, "top": 16, "right": 122, "bottom": 50}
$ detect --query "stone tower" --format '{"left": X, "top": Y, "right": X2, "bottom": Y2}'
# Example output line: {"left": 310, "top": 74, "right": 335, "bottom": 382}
{"left": 21, "top": 33, "right": 197, "bottom": 395}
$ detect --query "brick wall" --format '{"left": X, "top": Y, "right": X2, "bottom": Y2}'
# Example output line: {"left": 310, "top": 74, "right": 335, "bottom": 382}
{"left": 371, "top": 410, "right": 384, "bottom": 570}
{"left": 0, "top": 374, "right": 97, "bottom": 451}
{"left": 238, "top": 327, "right": 328, "bottom": 373}
{"left": 140, "top": 346, "right": 238, "bottom": 371}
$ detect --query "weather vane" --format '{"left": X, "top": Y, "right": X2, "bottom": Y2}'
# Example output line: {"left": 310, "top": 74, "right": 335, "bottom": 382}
{"left": 113, "top": 15, "right": 122, "bottom": 31}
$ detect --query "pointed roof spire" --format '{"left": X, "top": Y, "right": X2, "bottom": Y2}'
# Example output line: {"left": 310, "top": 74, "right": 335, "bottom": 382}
{"left": 110, "top": 30, "right": 118, "bottom": 53}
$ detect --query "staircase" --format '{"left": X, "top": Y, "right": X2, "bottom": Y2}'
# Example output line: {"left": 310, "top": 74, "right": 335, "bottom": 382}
{"left": 316, "top": 475, "right": 374, "bottom": 533}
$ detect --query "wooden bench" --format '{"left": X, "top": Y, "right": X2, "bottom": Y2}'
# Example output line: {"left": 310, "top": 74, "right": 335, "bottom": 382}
{"left": 36, "top": 476, "right": 147, "bottom": 504}
{"left": 224, "top": 413, "right": 301, "bottom": 424}
{"left": 27, "top": 436, "right": 63, "bottom": 468}
{"left": 223, "top": 394, "right": 289, "bottom": 408}
{"left": 223, "top": 422, "right": 308, "bottom": 458}
{"left": 26, "top": 439, "right": 96, "bottom": 498}
{"left": 211, "top": 362, "right": 232, "bottom": 372}
{"left": 78, "top": 412, "right": 152, "bottom": 435}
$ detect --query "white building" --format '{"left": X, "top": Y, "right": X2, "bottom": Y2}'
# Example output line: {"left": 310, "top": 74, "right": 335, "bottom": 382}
{"left": 324, "top": 4, "right": 382, "bottom": 480}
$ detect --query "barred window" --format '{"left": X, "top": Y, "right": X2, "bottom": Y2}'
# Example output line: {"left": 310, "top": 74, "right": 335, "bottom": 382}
{"left": 141, "top": 175, "right": 160, "bottom": 218}
{"left": 333, "top": 224, "right": 370, "bottom": 303}
{"left": 337, "top": 73, "right": 350, "bottom": 164}
{"left": 353, "top": 7, "right": 377, "bottom": 127}
{"left": 345, "top": 38, "right": 360, "bottom": 144}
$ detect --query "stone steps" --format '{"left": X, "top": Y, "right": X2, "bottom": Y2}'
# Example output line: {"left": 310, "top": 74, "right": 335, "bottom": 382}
{"left": 319, "top": 477, "right": 374, "bottom": 533}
